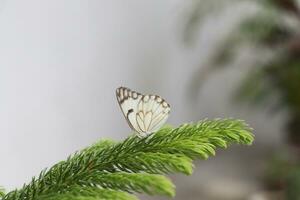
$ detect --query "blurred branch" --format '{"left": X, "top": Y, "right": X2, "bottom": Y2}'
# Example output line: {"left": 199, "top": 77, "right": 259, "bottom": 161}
{"left": 273, "top": 0, "right": 300, "bottom": 17}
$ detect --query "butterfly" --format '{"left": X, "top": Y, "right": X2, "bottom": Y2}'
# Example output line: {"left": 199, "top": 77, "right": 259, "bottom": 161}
{"left": 116, "top": 87, "right": 171, "bottom": 137}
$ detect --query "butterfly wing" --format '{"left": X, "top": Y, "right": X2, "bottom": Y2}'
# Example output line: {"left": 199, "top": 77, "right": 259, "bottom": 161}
{"left": 116, "top": 87, "right": 171, "bottom": 137}
{"left": 116, "top": 87, "right": 143, "bottom": 133}
{"left": 136, "top": 95, "right": 170, "bottom": 134}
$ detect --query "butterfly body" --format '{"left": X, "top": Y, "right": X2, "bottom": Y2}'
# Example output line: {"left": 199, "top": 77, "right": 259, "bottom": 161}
{"left": 116, "top": 87, "right": 170, "bottom": 137}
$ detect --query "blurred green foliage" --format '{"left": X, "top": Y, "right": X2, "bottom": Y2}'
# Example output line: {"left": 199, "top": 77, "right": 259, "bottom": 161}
{"left": 184, "top": 0, "right": 300, "bottom": 198}
{"left": 184, "top": 0, "right": 300, "bottom": 139}
{"left": 0, "top": 187, "right": 5, "bottom": 198}
{"left": 286, "top": 167, "right": 300, "bottom": 199}
{"left": 264, "top": 155, "right": 293, "bottom": 189}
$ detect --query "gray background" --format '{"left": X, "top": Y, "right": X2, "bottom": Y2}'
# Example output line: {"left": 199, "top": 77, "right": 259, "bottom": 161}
{"left": 0, "top": 1, "right": 284, "bottom": 199}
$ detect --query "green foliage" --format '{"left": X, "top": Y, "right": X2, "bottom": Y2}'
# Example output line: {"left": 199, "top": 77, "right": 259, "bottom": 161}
{"left": 236, "top": 57, "right": 300, "bottom": 116}
{"left": 263, "top": 155, "right": 292, "bottom": 189}
{"left": 286, "top": 167, "right": 300, "bottom": 200}
{"left": 263, "top": 155, "right": 300, "bottom": 200}
{"left": 184, "top": 0, "right": 300, "bottom": 124}
{"left": 0, "top": 187, "right": 5, "bottom": 198}
{"left": 184, "top": 0, "right": 294, "bottom": 101}
{"left": 2, "top": 119, "right": 254, "bottom": 200}
{"left": 239, "top": 14, "right": 288, "bottom": 44}
{"left": 39, "top": 187, "right": 138, "bottom": 200}
{"left": 235, "top": 68, "right": 276, "bottom": 108}
{"left": 183, "top": 0, "right": 300, "bottom": 197}
{"left": 271, "top": 59, "right": 300, "bottom": 114}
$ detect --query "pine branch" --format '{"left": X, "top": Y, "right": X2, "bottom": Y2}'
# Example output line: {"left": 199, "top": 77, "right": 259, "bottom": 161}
{"left": 2, "top": 119, "right": 254, "bottom": 200}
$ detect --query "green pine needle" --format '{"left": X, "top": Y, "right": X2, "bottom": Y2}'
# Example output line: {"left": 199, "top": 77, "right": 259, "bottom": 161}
{"left": 88, "top": 172, "right": 175, "bottom": 197}
{"left": 39, "top": 187, "right": 138, "bottom": 200}
{"left": 2, "top": 119, "right": 254, "bottom": 200}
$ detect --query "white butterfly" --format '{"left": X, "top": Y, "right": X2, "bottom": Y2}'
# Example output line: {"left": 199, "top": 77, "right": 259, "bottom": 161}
{"left": 116, "top": 87, "right": 171, "bottom": 137}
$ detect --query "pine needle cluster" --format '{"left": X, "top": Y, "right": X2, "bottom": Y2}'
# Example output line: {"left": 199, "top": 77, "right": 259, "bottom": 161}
{"left": 1, "top": 119, "right": 254, "bottom": 200}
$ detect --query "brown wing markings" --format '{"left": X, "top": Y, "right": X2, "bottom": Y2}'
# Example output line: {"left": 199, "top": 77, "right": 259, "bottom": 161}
{"left": 139, "top": 111, "right": 146, "bottom": 131}
{"left": 149, "top": 111, "right": 169, "bottom": 131}
{"left": 149, "top": 109, "right": 167, "bottom": 130}
{"left": 125, "top": 109, "right": 136, "bottom": 131}
{"left": 116, "top": 87, "right": 142, "bottom": 133}
{"left": 136, "top": 112, "right": 146, "bottom": 133}
{"left": 142, "top": 111, "right": 148, "bottom": 131}
{"left": 138, "top": 96, "right": 147, "bottom": 132}
{"left": 116, "top": 88, "right": 132, "bottom": 127}
{"left": 136, "top": 97, "right": 147, "bottom": 133}
{"left": 142, "top": 98, "right": 145, "bottom": 114}
{"left": 117, "top": 87, "right": 142, "bottom": 104}
{"left": 144, "top": 111, "right": 153, "bottom": 131}
{"left": 148, "top": 115, "right": 161, "bottom": 131}
{"left": 147, "top": 98, "right": 170, "bottom": 132}
{"left": 152, "top": 101, "right": 162, "bottom": 114}
{"left": 151, "top": 116, "right": 168, "bottom": 131}
{"left": 137, "top": 97, "right": 143, "bottom": 113}
{"left": 143, "top": 95, "right": 152, "bottom": 115}
{"left": 116, "top": 87, "right": 170, "bottom": 135}
{"left": 132, "top": 91, "right": 138, "bottom": 99}
{"left": 151, "top": 107, "right": 166, "bottom": 123}
{"left": 147, "top": 103, "right": 160, "bottom": 127}
{"left": 152, "top": 96, "right": 170, "bottom": 114}
{"left": 146, "top": 99, "right": 156, "bottom": 132}
{"left": 150, "top": 103, "right": 170, "bottom": 127}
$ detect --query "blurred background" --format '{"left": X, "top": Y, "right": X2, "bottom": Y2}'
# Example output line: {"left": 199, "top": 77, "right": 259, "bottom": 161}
{"left": 1, "top": 0, "right": 300, "bottom": 199}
